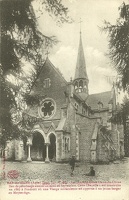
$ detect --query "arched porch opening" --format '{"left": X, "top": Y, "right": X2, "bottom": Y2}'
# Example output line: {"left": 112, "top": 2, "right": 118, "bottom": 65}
{"left": 48, "top": 133, "right": 56, "bottom": 161}
{"left": 31, "top": 132, "right": 46, "bottom": 161}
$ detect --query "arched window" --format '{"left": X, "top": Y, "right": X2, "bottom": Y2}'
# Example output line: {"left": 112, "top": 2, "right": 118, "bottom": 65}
{"left": 64, "top": 137, "right": 70, "bottom": 152}
{"left": 67, "top": 138, "right": 70, "bottom": 151}
{"left": 79, "top": 80, "right": 83, "bottom": 88}
{"left": 43, "top": 78, "right": 51, "bottom": 88}
{"left": 84, "top": 80, "right": 86, "bottom": 87}
{"left": 75, "top": 81, "right": 78, "bottom": 90}
{"left": 79, "top": 80, "right": 83, "bottom": 92}
{"left": 98, "top": 101, "right": 103, "bottom": 110}
{"left": 75, "top": 102, "right": 79, "bottom": 111}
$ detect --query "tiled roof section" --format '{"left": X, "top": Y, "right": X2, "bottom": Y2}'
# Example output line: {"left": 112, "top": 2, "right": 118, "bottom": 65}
{"left": 90, "top": 142, "right": 97, "bottom": 150}
{"left": 56, "top": 118, "right": 66, "bottom": 131}
{"left": 86, "top": 91, "right": 111, "bottom": 110}
{"left": 73, "top": 91, "right": 84, "bottom": 102}
{"left": 56, "top": 117, "right": 71, "bottom": 132}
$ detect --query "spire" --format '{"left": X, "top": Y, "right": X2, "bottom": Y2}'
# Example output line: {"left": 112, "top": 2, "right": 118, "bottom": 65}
{"left": 74, "top": 32, "right": 88, "bottom": 81}
{"left": 73, "top": 30, "right": 89, "bottom": 100}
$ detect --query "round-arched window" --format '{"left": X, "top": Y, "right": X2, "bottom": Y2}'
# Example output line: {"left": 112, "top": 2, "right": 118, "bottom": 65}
{"left": 75, "top": 81, "right": 78, "bottom": 89}
{"left": 79, "top": 80, "right": 83, "bottom": 88}
{"left": 39, "top": 99, "right": 56, "bottom": 119}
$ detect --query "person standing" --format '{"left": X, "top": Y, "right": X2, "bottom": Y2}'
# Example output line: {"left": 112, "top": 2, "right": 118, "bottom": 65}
{"left": 69, "top": 155, "right": 76, "bottom": 176}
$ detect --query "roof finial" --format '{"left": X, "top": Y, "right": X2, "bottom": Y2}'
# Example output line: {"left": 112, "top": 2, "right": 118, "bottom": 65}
{"left": 78, "top": 18, "right": 82, "bottom": 34}
{"left": 45, "top": 50, "right": 50, "bottom": 58}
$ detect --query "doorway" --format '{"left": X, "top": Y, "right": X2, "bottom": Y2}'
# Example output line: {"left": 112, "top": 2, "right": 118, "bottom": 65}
{"left": 48, "top": 133, "right": 56, "bottom": 161}
{"left": 31, "top": 132, "right": 46, "bottom": 161}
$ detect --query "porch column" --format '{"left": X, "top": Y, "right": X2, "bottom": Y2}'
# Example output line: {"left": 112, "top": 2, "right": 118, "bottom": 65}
{"left": 45, "top": 143, "right": 50, "bottom": 163}
{"left": 27, "top": 137, "right": 32, "bottom": 162}
{"left": 27, "top": 144, "right": 32, "bottom": 162}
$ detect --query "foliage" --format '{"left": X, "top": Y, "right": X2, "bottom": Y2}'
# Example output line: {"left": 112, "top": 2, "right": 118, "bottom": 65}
{"left": 110, "top": 96, "right": 129, "bottom": 156}
{"left": 0, "top": 0, "right": 70, "bottom": 146}
{"left": 110, "top": 96, "right": 129, "bottom": 124}
{"left": 101, "top": 2, "right": 129, "bottom": 92}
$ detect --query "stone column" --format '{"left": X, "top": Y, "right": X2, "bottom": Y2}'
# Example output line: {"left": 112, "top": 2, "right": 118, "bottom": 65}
{"left": 27, "top": 144, "right": 32, "bottom": 162}
{"left": 27, "top": 137, "right": 32, "bottom": 162}
{"left": 45, "top": 143, "right": 50, "bottom": 163}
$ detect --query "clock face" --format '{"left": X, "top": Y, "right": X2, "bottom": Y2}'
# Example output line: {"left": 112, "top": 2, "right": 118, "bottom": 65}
{"left": 39, "top": 98, "right": 56, "bottom": 119}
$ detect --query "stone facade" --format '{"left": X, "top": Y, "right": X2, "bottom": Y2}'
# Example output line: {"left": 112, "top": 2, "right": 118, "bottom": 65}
{"left": 5, "top": 33, "right": 124, "bottom": 163}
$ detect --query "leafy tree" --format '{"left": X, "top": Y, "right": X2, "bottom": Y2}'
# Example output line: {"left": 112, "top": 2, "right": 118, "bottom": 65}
{"left": 111, "top": 96, "right": 129, "bottom": 156}
{"left": 101, "top": 2, "right": 129, "bottom": 157}
{"left": 121, "top": 97, "right": 129, "bottom": 156}
{"left": 102, "top": 2, "right": 129, "bottom": 92}
{"left": 0, "top": 0, "right": 70, "bottom": 147}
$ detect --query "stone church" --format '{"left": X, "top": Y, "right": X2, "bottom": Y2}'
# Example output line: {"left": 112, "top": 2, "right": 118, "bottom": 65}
{"left": 5, "top": 33, "right": 124, "bottom": 163}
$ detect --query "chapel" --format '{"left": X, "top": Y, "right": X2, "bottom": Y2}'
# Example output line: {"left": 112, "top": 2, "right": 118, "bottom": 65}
{"left": 5, "top": 32, "right": 124, "bottom": 163}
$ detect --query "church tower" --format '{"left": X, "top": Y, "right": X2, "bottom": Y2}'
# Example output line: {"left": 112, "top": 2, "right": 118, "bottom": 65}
{"left": 73, "top": 32, "right": 89, "bottom": 100}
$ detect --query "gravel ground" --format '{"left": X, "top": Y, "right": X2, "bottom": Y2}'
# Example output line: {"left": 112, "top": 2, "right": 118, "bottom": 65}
{"left": 0, "top": 158, "right": 129, "bottom": 184}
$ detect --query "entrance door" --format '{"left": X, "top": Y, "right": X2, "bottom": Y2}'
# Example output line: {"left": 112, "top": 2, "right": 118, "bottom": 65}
{"left": 48, "top": 134, "right": 56, "bottom": 161}
{"left": 31, "top": 132, "right": 46, "bottom": 161}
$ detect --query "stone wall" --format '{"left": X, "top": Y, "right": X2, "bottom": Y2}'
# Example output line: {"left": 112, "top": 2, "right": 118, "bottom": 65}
{"left": 67, "top": 102, "right": 77, "bottom": 158}
{"left": 76, "top": 114, "right": 97, "bottom": 161}
{"left": 97, "top": 132, "right": 109, "bottom": 163}
{"left": 56, "top": 131, "right": 63, "bottom": 162}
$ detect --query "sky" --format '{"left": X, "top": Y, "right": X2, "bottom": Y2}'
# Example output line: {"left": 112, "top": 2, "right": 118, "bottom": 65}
{"left": 33, "top": 0, "right": 129, "bottom": 97}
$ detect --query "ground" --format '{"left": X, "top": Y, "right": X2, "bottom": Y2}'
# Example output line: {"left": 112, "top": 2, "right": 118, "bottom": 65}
{"left": 0, "top": 158, "right": 129, "bottom": 184}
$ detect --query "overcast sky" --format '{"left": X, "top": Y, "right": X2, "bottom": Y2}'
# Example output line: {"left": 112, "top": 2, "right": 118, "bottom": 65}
{"left": 33, "top": 0, "right": 128, "bottom": 96}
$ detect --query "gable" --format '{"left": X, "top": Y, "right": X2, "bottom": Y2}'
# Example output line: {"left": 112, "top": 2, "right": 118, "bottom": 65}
{"left": 30, "top": 58, "right": 67, "bottom": 120}
{"left": 31, "top": 58, "right": 67, "bottom": 95}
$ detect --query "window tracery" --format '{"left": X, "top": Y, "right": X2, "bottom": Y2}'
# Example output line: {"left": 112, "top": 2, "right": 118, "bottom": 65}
{"left": 39, "top": 99, "right": 56, "bottom": 118}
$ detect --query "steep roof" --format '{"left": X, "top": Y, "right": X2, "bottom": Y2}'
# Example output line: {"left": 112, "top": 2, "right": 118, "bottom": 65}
{"left": 45, "top": 58, "right": 67, "bottom": 84}
{"left": 74, "top": 33, "right": 88, "bottom": 80}
{"left": 86, "top": 91, "right": 111, "bottom": 110}
{"left": 31, "top": 57, "right": 67, "bottom": 92}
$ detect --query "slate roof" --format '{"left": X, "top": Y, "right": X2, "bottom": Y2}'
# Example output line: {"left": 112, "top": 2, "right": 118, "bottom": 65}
{"left": 86, "top": 91, "right": 111, "bottom": 110}
{"left": 45, "top": 58, "right": 67, "bottom": 84}
{"left": 56, "top": 117, "right": 71, "bottom": 133}
{"left": 90, "top": 142, "right": 97, "bottom": 151}
{"left": 74, "top": 34, "right": 88, "bottom": 80}
{"left": 30, "top": 57, "right": 67, "bottom": 93}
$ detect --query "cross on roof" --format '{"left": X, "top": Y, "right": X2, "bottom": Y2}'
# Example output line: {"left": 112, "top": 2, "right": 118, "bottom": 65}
{"left": 78, "top": 18, "right": 83, "bottom": 33}
{"left": 45, "top": 51, "right": 50, "bottom": 58}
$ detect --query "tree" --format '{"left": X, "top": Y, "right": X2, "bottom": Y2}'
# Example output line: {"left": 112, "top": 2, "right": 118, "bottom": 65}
{"left": 0, "top": 0, "right": 70, "bottom": 147}
{"left": 122, "top": 97, "right": 129, "bottom": 157}
{"left": 111, "top": 96, "right": 129, "bottom": 156}
{"left": 101, "top": 2, "right": 129, "bottom": 157}
{"left": 102, "top": 2, "right": 129, "bottom": 92}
